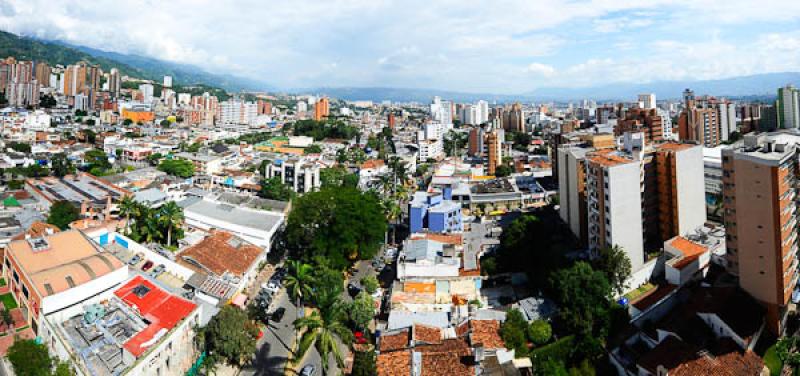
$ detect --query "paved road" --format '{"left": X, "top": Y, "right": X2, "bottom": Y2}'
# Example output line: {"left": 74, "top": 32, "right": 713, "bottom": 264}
{"left": 242, "top": 288, "right": 299, "bottom": 376}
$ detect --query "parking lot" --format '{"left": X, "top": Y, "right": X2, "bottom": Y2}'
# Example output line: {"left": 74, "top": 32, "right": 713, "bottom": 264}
{"left": 103, "top": 243, "right": 185, "bottom": 290}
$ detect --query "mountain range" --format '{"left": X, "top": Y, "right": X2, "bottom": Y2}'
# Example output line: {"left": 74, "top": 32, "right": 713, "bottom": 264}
{"left": 1, "top": 30, "right": 798, "bottom": 103}
{"left": 0, "top": 30, "right": 267, "bottom": 93}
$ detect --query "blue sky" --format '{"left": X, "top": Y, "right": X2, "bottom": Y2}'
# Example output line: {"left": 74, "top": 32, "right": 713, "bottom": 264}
{"left": 0, "top": 0, "right": 798, "bottom": 93}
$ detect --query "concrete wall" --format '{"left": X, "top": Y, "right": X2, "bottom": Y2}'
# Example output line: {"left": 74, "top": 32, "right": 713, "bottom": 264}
{"left": 608, "top": 162, "right": 646, "bottom": 271}
{"left": 676, "top": 146, "right": 707, "bottom": 235}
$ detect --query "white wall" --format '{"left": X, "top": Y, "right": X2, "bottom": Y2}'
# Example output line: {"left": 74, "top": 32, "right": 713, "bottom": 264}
{"left": 608, "top": 162, "right": 645, "bottom": 271}
{"left": 676, "top": 146, "right": 707, "bottom": 235}
{"left": 41, "top": 266, "right": 129, "bottom": 316}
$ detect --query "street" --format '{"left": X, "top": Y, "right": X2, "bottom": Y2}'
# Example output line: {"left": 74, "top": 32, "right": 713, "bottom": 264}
{"left": 242, "top": 288, "right": 299, "bottom": 376}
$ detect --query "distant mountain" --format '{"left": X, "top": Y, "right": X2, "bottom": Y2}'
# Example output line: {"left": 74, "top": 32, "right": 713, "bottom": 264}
{"left": 307, "top": 73, "right": 800, "bottom": 103}
{"left": 64, "top": 43, "right": 271, "bottom": 93}
{"left": 528, "top": 72, "right": 800, "bottom": 102}
{"left": 0, "top": 30, "right": 268, "bottom": 93}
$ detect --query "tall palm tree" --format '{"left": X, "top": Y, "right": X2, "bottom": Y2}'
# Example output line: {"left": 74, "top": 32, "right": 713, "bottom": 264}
{"left": 293, "top": 292, "right": 353, "bottom": 375}
{"left": 285, "top": 260, "right": 314, "bottom": 307}
{"left": 118, "top": 195, "right": 138, "bottom": 235}
{"left": 158, "top": 201, "right": 184, "bottom": 247}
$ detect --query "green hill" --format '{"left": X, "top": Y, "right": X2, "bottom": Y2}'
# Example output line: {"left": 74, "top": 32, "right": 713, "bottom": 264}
{"left": 0, "top": 30, "right": 267, "bottom": 97}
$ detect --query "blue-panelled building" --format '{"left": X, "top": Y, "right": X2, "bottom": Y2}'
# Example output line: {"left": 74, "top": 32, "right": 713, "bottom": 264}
{"left": 408, "top": 187, "right": 463, "bottom": 233}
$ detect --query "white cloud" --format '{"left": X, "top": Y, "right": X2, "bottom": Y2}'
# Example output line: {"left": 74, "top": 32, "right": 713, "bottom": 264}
{"left": 0, "top": 0, "right": 797, "bottom": 92}
{"left": 525, "top": 63, "right": 556, "bottom": 77}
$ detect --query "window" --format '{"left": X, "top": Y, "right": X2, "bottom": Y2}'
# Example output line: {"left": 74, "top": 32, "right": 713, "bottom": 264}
{"left": 21, "top": 284, "right": 28, "bottom": 299}
{"left": 12, "top": 270, "right": 19, "bottom": 283}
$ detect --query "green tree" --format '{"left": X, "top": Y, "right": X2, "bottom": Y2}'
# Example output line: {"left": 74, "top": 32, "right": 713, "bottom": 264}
{"left": 118, "top": 195, "right": 138, "bottom": 235}
{"left": 351, "top": 349, "right": 377, "bottom": 376}
{"left": 284, "top": 260, "right": 314, "bottom": 307}
{"left": 186, "top": 142, "right": 202, "bottom": 152}
{"left": 494, "top": 164, "right": 513, "bottom": 177}
{"left": 500, "top": 309, "right": 529, "bottom": 356}
{"left": 568, "top": 360, "right": 596, "bottom": 376}
{"left": 258, "top": 176, "right": 293, "bottom": 201}
{"left": 348, "top": 292, "right": 375, "bottom": 331}
{"left": 537, "top": 359, "right": 569, "bottom": 376}
{"left": 50, "top": 153, "right": 75, "bottom": 177}
{"left": 157, "top": 201, "right": 184, "bottom": 247}
{"left": 293, "top": 292, "right": 353, "bottom": 374}
{"left": 497, "top": 215, "right": 565, "bottom": 288}
{"left": 52, "top": 362, "right": 76, "bottom": 376}
{"left": 528, "top": 320, "right": 552, "bottom": 346}
{"left": 549, "top": 262, "right": 613, "bottom": 354}
{"left": 84, "top": 149, "right": 111, "bottom": 172}
{"left": 160, "top": 119, "right": 171, "bottom": 127}
{"left": 305, "top": 144, "right": 322, "bottom": 154}
{"left": 7, "top": 339, "right": 52, "bottom": 376}
{"left": 285, "top": 187, "right": 386, "bottom": 270}
{"left": 83, "top": 129, "right": 97, "bottom": 144}
{"left": 593, "top": 245, "right": 632, "bottom": 296}
{"left": 47, "top": 201, "right": 80, "bottom": 230}
{"left": 7, "top": 142, "right": 31, "bottom": 153}
{"left": 320, "top": 167, "right": 358, "bottom": 188}
{"left": 157, "top": 159, "right": 195, "bottom": 178}
{"left": 197, "top": 306, "right": 259, "bottom": 367}
{"left": 360, "top": 275, "right": 379, "bottom": 294}
{"left": 123, "top": 118, "right": 133, "bottom": 126}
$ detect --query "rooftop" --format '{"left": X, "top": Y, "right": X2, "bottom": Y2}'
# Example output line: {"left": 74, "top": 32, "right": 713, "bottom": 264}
{"left": 26, "top": 173, "right": 128, "bottom": 205}
{"left": 178, "top": 231, "right": 263, "bottom": 278}
{"left": 179, "top": 196, "right": 283, "bottom": 232}
{"left": 6, "top": 230, "right": 124, "bottom": 297}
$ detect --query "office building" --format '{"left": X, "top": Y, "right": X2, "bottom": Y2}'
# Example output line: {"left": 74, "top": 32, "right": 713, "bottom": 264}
{"left": 722, "top": 132, "right": 800, "bottom": 333}
{"left": 778, "top": 85, "right": 800, "bottom": 129}
{"left": 313, "top": 97, "right": 329, "bottom": 121}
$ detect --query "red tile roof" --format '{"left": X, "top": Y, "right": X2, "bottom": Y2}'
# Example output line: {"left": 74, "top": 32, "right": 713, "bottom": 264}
{"left": 178, "top": 231, "right": 263, "bottom": 277}
{"left": 380, "top": 329, "right": 411, "bottom": 352}
{"left": 115, "top": 276, "right": 197, "bottom": 357}
{"left": 377, "top": 350, "right": 411, "bottom": 376}
{"left": 469, "top": 320, "right": 505, "bottom": 349}
{"left": 413, "top": 324, "right": 442, "bottom": 344}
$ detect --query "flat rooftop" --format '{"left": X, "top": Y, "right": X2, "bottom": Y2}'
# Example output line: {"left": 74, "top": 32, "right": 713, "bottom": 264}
{"left": 27, "top": 174, "right": 128, "bottom": 205}
{"left": 178, "top": 196, "right": 283, "bottom": 232}
{"left": 6, "top": 230, "right": 124, "bottom": 297}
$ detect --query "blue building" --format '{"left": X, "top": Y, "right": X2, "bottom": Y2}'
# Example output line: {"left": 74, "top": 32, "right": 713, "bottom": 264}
{"left": 408, "top": 187, "right": 463, "bottom": 233}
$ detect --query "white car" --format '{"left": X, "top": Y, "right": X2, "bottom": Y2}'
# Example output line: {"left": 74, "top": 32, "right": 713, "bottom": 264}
{"left": 262, "top": 281, "right": 280, "bottom": 294}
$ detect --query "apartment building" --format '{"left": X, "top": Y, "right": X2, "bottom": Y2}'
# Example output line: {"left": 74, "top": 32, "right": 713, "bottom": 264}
{"left": 655, "top": 143, "right": 706, "bottom": 241}
{"left": 265, "top": 157, "right": 321, "bottom": 193}
{"left": 722, "top": 131, "right": 800, "bottom": 333}
{"left": 585, "top": 148, "right": 646, "bottom": 271}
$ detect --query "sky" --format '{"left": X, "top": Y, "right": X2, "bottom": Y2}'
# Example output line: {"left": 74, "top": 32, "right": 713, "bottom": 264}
{"left": 0, "top": 0, "right": 798, "bottom": 93}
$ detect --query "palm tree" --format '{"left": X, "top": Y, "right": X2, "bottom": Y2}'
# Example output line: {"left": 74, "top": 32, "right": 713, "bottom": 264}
{"left": 293, "top": 292, "right": 353, "bottom": 375}
{"left": 118, "top": 195, "right": 138, "bottom": 235}
{"left": 158, "top": 201, "right": 184, "bottom": 247}
{"left": 285, "top": 260, "right": 314, "bottom": 307}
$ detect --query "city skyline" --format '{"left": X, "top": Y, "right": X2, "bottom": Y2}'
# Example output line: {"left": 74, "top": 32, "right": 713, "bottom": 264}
{"left": 0, "top": 0, "right": 798, "bottom": 94}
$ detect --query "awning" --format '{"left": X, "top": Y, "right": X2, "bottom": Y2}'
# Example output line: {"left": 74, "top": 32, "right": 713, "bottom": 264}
{"left": 230, "top": 292, "right": 248, "bottom": 308}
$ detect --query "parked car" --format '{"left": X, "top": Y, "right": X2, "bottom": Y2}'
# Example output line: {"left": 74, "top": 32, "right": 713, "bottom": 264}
{"left": 128, "top": 254, "right": 142, "bottom": 266}
{"left": 150, "top": 264, "right": 166, "bottom": 278}
{"left": 141, "top": 261, "right": 154, "bottom": 271}
{"left": 300, "top": 365, "right": 316, "bottom": 376}
{"left": 271, "top": 307, "right": 286, "bottom": 322}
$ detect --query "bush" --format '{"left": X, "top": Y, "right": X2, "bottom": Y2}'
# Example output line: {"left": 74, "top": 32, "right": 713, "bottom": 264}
{"left": 361, "top": 275, "right": 379, "bottom": 294}
{"left": 528, "top": 320, "right": 552, "bottom": 346}
{"left": 529, "top": 336, "right": 574, "bottom": 370}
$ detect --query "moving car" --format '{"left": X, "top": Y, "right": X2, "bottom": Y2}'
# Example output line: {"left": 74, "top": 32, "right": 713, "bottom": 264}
{"left": 271, "top": 307, "right": 286, "bottom": 322}
{"left": 300, "top": 365, "right": 316, "bottom": 376}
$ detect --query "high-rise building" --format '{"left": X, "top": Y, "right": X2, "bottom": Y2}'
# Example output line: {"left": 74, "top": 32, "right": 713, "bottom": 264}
{"left": 654, "top": 143, "right": 706, "bottom": 241}
{"left": 313, "top": 97, "right": 329, "bottom": 121}
{"left": 139, "top": 83, "right": 154, "bottom": 103}
{"left": 108, "top": 68, "right": 121, "bottom": 97}
{"left": 62, "top": 64, "right": 86, "bottom": 96}
{"left": 88, "top": 65, "right": 102, "bottom": 91}
{"left": 678, "top": 107, "right": 720, "bottom": 147}
{"left": 163, "top": 75, "right": 173, "bottom": 88}
{"left": 616, "top": 108, "right": 664, "bottom": 143}
{"left": 218, "top": 99, "right": 258, "bottom": 125}
{"left": 722, "top": 132, "right": 800, "bottom": 333}
{"left": 430, "top": 96, "right": 453, "bottom": 127}
{"left": 778, "top": 85, "right": 800, "bottom": 129}
{"left": 504, "top": 103, "right": 525, "bottom": 132}
{"left": 468, "top": 127, "right": 484, "bottom": 157}
{"left": 486, "top": 130, "right": 502, "bottom": 175}
{"left": 477, "top": 100, "right": 489, "bottom": 124}
{"left": 387, "top": 112, "right": 396, "bottom": 129}
{"left": 638, "top": 93, "right": 656, "bottom": 109}
{"left": 257, "top": 100, "right": 272, "bottom": 115}
{"left": 5, "top": 60, "right": 40, "bottom": 107}
{"left": 34, "top": 61, "right": 50, "bottom": 88}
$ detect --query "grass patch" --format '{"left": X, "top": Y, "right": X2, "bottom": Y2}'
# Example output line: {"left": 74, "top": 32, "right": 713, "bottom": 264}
{"left": 624, "top": 283, "right": 656, "bottom": 302}
{"left": 0, "top": 293, "right": 18, "bottom": 309}
{"left": 763, "top": 343, "right": 783, "bottom": 375}
{"left": 0, "top": 278, "right": 6, "bottom": 287}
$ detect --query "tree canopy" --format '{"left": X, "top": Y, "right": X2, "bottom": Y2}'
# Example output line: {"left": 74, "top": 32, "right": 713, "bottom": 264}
{"left": 197, "top": 305, "right": 259, "bottom": 367}
{"left": 258, "top": 176, "right": 293, "bottom": 201}
{"left": 320, "top": 167, "right": 359, "bottom": 188}
{"left": 157, "top": 159, "right": 195, "bottom": 178}
{"left": 285, "top": 187, "right": 386, "bottom": 270}
{"left": 292, "top": 119, "right": 358, "bottom": 141}
{"left": 593, "top": 246, "right": 632, "bottom": 296}
{"left": 47, "top": 201, "right": 80, "bottom": 230}
{"left": 7, "top": 339, "right": 52, "bottom": 376}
